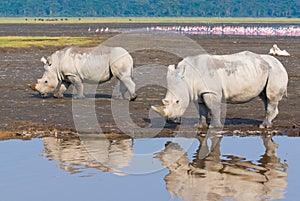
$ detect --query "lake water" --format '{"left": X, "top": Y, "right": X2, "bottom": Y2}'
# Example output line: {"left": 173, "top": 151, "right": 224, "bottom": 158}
{"left": 1, "top": 135, "right": 299, "bottom": 201}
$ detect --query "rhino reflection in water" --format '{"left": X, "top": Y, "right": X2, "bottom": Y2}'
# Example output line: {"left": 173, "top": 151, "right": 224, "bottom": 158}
{"left": 156, "top": 136, "right": 288, "bottom": 201}
{"left": 43, "top": 137, "right": 133, "bottom": 175}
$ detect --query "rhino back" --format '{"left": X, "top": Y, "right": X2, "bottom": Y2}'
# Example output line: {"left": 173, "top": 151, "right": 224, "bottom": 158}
{"left": 181, "top": 51, "right": 270, "bottom": 103}
{"left": 212, "top": 51, "right": 270, "bottom": 102}
{"left": 60, "top": 46, "right": 114, "bottom": 82}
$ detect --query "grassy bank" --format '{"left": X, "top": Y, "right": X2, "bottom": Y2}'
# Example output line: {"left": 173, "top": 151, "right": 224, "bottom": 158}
{"left": 0, "top": 36, "right": 107, "bottom": 48}
{"left": 0, "top": 17, "right": 300, "bottom": 24}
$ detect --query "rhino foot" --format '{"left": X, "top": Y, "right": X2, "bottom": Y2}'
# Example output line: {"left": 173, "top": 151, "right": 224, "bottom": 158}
{"left": 208, "top": 123, "right": 223, "bottom": 129}
{"left": 198, "top": 122, "right": 208, "bottom": 129}
{"left": 130, "top": 94, "right": 137, "bottom": 101}
{"left": 53, "top": 93, "right": 64, "bottom": 99}
{"left": 259, "top": 122, "right": 272, "bottom": 129}
{"left": 73, "top": 94, "right": 85, "bottom": 99}
{"left": 167, "top": 117, "right": 181, "bottom": 124}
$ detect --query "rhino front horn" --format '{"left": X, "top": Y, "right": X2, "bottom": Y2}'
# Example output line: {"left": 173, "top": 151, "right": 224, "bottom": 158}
{"left": 151, "top": 105, "right": 166, "bottom": 117}
{"left": 28, "top": 83, "right": 37, "bottom": 91}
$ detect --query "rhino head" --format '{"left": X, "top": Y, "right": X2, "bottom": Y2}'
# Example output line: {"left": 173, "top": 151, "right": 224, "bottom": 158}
{"left": 29, "top": 56, "right": 59, "bottom": 98}
{"left": 151, "top": 64, "right": 190, "bottom": 119}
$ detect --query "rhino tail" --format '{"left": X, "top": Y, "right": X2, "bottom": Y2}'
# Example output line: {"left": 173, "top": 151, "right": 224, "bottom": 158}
{"left": 131, "top": 64, "right": 134, "bottom": 79}
{"left": 129, "top": 55, "right": 134, "bottom": 79}
{"left": 285, "top": 89, "right": 288, "bottom": 98}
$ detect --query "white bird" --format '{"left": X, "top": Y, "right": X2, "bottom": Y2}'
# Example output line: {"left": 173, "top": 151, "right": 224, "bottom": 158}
{"left": 269, "top": 44, "right": 290, "bottom": 56}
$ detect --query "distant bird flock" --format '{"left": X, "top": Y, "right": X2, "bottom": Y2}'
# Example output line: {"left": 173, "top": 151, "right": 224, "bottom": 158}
{"left": 147, "top": 25, "right": 300, "bottom": 37}
{"left": 88, "top": 27, "right": 110, "bottom": 33}
{"left": 87, "top": 25, "right": 300, "bottom": 37}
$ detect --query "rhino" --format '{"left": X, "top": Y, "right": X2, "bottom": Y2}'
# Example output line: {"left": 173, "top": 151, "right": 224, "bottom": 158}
{"left": 152, "top": 51, "right": 288, "bottom": 128}
{"left": 29, "top": 45, "right": 137, "bottom": 100}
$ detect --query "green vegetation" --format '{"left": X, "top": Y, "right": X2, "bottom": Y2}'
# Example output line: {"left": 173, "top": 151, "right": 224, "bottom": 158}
{"left": 0, "top": 0, "right": 299, "bottom": 18}
{"left": 1, "top": 17, "right": 300, "bottom": 24}
{"left": 0, "top": 36, "right": 107, "bottom": 48}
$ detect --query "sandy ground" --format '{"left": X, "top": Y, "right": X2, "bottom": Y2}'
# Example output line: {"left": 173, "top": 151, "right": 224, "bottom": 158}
{"left": 0, "top": 23, "right": 299, "bottom": 140}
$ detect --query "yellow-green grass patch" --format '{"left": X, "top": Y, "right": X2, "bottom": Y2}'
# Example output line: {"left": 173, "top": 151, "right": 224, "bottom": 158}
{"left": 0, "top": 36, "right": 107, "bottom": 48}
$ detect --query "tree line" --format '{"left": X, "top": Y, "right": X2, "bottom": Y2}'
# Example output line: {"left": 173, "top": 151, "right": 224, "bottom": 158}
{"left": 0, "top": 0, "right": 299, "bottom": 18}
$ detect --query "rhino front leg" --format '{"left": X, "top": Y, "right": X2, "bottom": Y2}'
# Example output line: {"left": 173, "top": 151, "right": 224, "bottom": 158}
{"left": 202, "top": 93, "right": 222, "bottom": 128}
{"left": 67, "top": 76, "right": 85, "bottom": 99}
{"left": 54, "top": 81, "right": 71, "bottom": 98}
{"left": 198, "top": 102, "right": 209, "bottom": 128}
{"left": 197, "top": 95, "right": 209, "bottom": 128}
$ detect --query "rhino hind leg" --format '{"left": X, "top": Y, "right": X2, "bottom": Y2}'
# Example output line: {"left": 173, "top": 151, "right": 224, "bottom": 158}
{"left": 110, "top": 55, "right": 136, "bottom": 101}
{"left": 260, "top": 101, "right": 279, "bottom": 128}
{"left": 259, "top": 90, "right": 282, "bottom": 128}
{"left": 120, "top": 77, "right": 137, "bottom": 101}
{"left": 114, "top": 81, "right": 127, "bottom": 100}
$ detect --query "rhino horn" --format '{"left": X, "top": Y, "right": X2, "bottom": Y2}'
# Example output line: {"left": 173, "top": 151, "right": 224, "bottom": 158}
{"left": 151, "top": 105, "right": 166, "bottom": 117}
{"left": 28, "top": 83, "right": 37, "bottom": 91}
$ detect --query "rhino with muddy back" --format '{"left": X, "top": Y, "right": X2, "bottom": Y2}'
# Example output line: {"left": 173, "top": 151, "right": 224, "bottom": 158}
{"left": 29, "top": 45, "right": 137, "bottom": 100}
{"left": 152, "top": 51, "right": 288, "bottom": 129}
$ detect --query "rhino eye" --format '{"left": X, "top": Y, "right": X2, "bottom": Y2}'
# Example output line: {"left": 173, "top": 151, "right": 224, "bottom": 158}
{"left": 176, "top": 100, "right": 179, "bottom": 104}
{"left": 45, "top": 80, "right": 48, "bottom": 84}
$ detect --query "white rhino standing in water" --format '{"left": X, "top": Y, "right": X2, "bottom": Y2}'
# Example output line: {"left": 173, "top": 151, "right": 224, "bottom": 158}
{"left": 29, "top": 45, "right": 137, "bottom": 100}
{"left": 152, "top": 51, "right": 288, "bottom": 128}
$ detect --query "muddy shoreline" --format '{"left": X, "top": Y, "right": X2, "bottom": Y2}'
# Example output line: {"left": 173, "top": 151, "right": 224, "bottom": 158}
{"left": 0, "top": 23, "right": 299, "bottom": 140}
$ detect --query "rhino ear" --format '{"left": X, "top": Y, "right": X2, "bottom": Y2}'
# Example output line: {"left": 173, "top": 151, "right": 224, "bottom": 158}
{"left": 162, "top": 99, "right": 169, "bottom": 105}
{"left": 178, "top": 65, "right": 186, "bottom": 78}
{"left": 41, "top": 57, "right": 51, "bottom": 71}
{"left": 168, "top": 65, "right": 176, "bottom": 71}
{"left": 41, "top": 57, "right": 48, "bottom": 65}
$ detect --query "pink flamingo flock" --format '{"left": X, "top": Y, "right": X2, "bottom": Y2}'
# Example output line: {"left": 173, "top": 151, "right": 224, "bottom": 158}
{"left": 147, "top": 25, "right": 300, "bottom": 36}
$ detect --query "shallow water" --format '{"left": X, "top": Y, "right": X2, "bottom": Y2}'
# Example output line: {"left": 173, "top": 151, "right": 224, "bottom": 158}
{"left": 0, "top": 135, "right": 299, "bottom": 201}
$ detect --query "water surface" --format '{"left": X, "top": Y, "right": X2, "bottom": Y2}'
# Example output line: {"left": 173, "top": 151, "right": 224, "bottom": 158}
{"left": 0, "top": 135, "right": 299, "bottom": 201}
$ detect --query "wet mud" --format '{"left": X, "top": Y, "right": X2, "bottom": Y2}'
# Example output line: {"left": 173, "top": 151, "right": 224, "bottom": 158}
{"left": 0, "top": 23, "right": 299, "bottom": 140}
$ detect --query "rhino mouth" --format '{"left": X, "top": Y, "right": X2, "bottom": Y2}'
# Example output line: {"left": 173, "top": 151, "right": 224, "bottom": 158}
{"left": 40, "top": 92, "right": 50, "bottom": 98}
{"left": 28, "top": 83, "right": 50, "bottom": 98}
{"left": 151, "top": 105, "right": 181, "bottom": 124}
{"left": 166, "top": 117, "right": 181, "bottom": 124}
